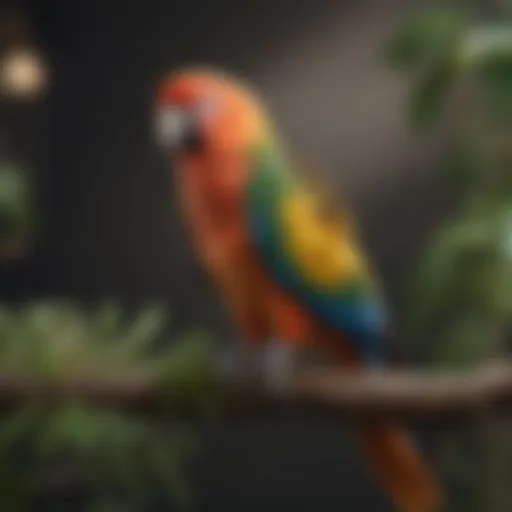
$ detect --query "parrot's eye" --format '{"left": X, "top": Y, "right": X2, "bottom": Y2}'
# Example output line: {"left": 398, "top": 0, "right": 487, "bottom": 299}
{"left": 155, "top": 105, "right": 201, "bottom": 153}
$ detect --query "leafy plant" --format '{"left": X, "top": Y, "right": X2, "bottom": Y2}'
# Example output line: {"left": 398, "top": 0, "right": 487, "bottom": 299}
{"left": 0, "top": 301, "right": 217, "bottom": 511}
{"left": 0, "top": 161, "right": 35, "bottom": 260}
{"left": 388, "top": 5, "right": 512, "bottom": 511}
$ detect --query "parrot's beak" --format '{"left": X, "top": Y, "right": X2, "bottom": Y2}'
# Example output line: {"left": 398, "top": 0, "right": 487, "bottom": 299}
{"left": 155, "top": 105, "right": 201, "bottom": 154}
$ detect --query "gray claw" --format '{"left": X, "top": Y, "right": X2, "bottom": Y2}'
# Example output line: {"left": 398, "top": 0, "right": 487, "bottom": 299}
{"left": 259, "top": 341, "right": 297, "bottom": 393}
{"left": 213, "top": 342, "right": 298, "bottom": 393}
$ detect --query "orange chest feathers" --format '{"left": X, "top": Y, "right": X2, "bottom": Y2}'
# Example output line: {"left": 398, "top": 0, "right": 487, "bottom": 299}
{"left": 177, "top": 154, "right": 261, "bottom": 287}
{"left": 176, "top": 157, "right": 320, "bottom": 347}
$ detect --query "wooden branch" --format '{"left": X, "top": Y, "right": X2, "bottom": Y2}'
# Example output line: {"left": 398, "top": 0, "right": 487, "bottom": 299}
{"left": 0, "top": 361, "right": 511, "bottom": 424}
{"left": 266, "top": 362, "right": 512, "bottom": 424}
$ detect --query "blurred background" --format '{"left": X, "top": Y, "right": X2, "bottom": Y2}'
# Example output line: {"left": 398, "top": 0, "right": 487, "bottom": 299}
{"left": 0, "top": 0, "right": 511, "bottom": 511}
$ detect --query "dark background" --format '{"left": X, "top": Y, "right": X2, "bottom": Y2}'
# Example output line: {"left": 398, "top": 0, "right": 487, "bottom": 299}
{"left": 3, "top": 0, "right": 456, "bottom": 510}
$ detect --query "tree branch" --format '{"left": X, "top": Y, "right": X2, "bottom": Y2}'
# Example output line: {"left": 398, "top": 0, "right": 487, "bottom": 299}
{"left": 0, "top": 361, "right": 511, "bottom": 424}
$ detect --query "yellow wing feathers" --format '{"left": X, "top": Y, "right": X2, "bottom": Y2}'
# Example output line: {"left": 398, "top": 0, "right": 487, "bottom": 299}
{"left": 279, "top": 190, "right": 368, "bottom": 289}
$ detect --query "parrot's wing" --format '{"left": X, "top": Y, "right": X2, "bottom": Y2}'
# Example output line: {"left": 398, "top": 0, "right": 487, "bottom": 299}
{"left": 245, "top": 147, "right": 386, "bottom": 359}
{"left": 293, "top": 159, "right": 359, "bottom": 239}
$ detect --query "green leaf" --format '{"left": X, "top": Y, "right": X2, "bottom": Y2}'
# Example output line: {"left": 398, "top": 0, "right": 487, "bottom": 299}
{"left": 0, "top": 306, "right": 17, "bottom": 357}
{"left": 119, "top": 304, "right": 166, "bottom": 362}
{"left": 129, "top": 305, "right": 165, "bottom": 343}
{"left": 385, "top": 8, "right": 467, "bottom": 71}
{"left": 455, "top": 25, "right": 512, "bottom": 121}
{"left": 83, "top": 413, "right": 148, "bottom": 499}
{"left": 93, "top": 300, "right": 123, "bottom": 341}
{"left": 21, "top": 301, "right": 93, "bottom": 376}
{"left": 406, "top": 213, "right": 503, "bottom": 339}
{"left": 458, "top": 25, "right": 512, "bottom": 69}
{"left": 0, "top": 404, "right": 43, "bottom": 457}
{"left": 444, "top": 138, "right": 488, "bottom": 186}
{"left": 477, "top": 53, "right": 512, "bottom": 122}
{"left": 409, "top": 59, "right": 456, "bottom": 130}
{"left": 145, "top": 439, "right": 193, "bottom": 509}
{"left": 434, "top": 316, "right": 495, "bottom": 368}
{"left": 0, "top": 163, "right": 34, "bottom": 241}
{"left": 36, "top": 405, "right": 99, "bottom": 460}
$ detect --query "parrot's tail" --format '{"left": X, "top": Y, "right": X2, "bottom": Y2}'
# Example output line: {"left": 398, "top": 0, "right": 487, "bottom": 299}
{"left": 321, "top": 335, "right": 442, "bottom": 512}
{"left": 356, "top": 423, "right": 441, "bottom": 512}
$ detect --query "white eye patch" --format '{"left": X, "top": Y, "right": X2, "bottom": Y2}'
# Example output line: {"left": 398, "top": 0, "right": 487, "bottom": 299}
{"left": 155, "top": 96, "right": 219, "bottom": 152}
{"left": 155, "top": 107, "right": 189, "bottom": 150}
{"left": 155, "top": 106, "right": 197, "bottom": 150}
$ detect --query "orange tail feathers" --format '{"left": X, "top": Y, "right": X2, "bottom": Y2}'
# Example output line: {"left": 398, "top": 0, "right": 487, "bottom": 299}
{"left": 320, "top": 335, "right": 442, "bottom": 512}
{"left": 356, "top": 423, "right": 441, "bottom": 512}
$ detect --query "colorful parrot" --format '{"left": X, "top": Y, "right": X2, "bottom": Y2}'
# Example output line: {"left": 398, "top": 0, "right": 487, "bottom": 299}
{"left": 154, "top": 68, "right": 441, "bottom": 512}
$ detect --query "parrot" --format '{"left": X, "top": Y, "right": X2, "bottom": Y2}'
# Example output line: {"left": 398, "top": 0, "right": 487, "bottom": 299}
{"left": 154, "top": 67, "right": 441, "bottom": 512}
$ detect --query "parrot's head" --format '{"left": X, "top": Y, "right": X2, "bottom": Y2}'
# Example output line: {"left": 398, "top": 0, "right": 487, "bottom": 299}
{"left": 154, "top": 67, "right": 269, "bottom": 161}
{"left": 154, "top": 67, "right": 273, "bottom": 210}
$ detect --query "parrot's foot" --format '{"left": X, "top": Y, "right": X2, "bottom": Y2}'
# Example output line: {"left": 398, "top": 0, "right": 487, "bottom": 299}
{"left": 258, "top": 341, "right": 298, "bottom": 393}
{"left": 212, "top": 342, "right": 298, "bottom": 392}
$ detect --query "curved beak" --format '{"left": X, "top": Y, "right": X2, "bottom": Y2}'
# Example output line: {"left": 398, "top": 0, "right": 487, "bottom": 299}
{"left": 155, "top": 105, "right": 201, "bottom": 153}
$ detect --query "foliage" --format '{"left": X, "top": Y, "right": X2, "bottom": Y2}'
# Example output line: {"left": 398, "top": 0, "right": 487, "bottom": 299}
{"left": 385, "top": 6, "right": 468, "bottom": 129}
{"left": 386, "top": 5, "right": 512, "bottom": 131}
{"left": 407, "top": 196, "right": 512, "bottom": 362}
{"left": 0, "top": 300, "right": 217, "bottom": 511}
{"left": 389, "top": 5, "right": 512, "bottom": 364}
{"left": 388, "top": 4, "right": 512, "bottom": 512}
{"left": 0, "top": 161, "right": 35, "bottom": 259}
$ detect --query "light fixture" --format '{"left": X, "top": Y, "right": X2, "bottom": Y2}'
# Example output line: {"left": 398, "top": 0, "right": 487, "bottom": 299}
{"left": 0, "top": 47, "right": 48, "bottom": 100}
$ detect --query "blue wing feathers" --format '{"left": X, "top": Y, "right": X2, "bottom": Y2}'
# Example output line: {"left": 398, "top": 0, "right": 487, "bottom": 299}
{"left": 245, "top": 148, "right": 386, "bottom": 361}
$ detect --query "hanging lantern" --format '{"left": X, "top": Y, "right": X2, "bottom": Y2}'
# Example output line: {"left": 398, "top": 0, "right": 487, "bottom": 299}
{"left": 0, "top": 47, "right": 48, "bottom": 100}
